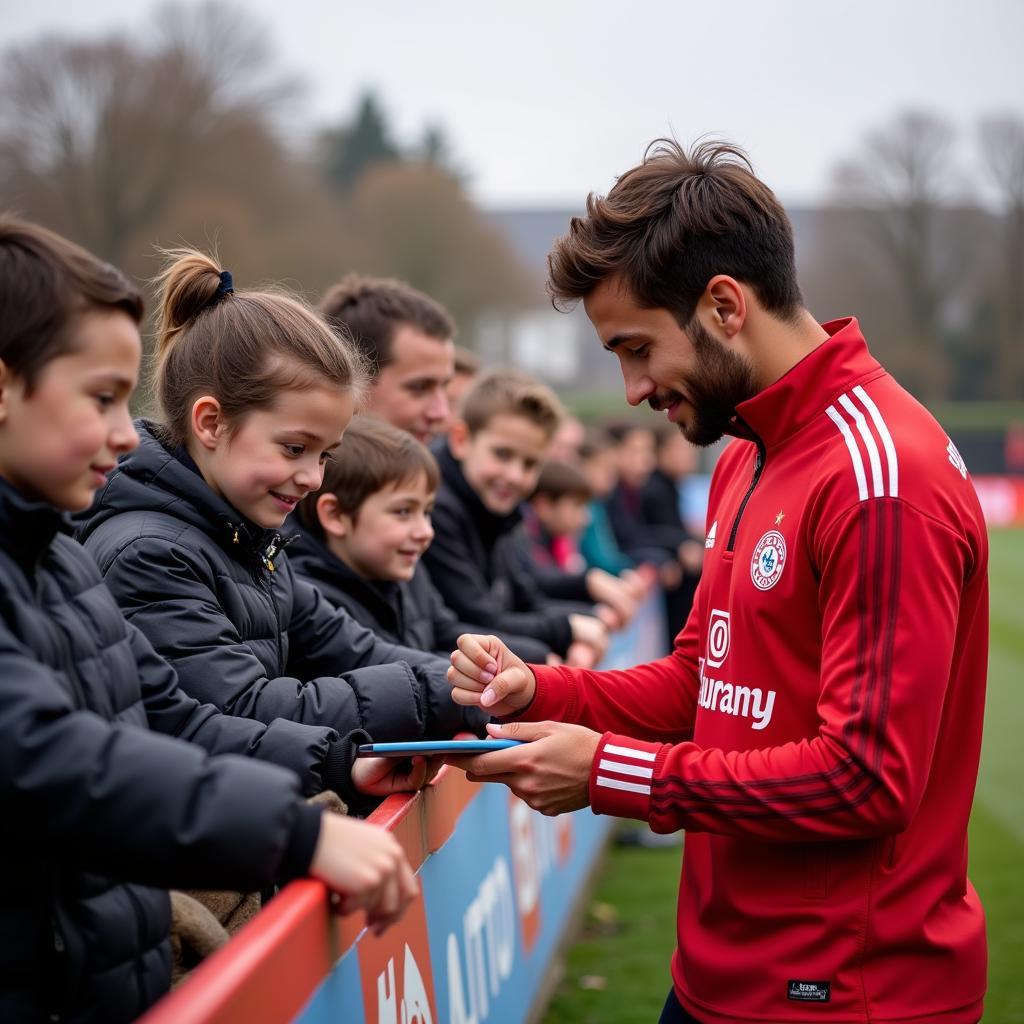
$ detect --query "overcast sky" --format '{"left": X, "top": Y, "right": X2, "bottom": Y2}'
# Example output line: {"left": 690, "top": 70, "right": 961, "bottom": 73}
{"left": 3, "top": 0, "right": 1022, "bottom": 209}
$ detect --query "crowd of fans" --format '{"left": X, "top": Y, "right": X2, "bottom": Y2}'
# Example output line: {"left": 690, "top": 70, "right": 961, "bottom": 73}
{"left": 0, "top": 215, "right": 702, "bottom": 1022}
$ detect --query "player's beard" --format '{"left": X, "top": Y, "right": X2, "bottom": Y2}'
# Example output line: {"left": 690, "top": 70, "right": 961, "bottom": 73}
{"left": 650, "top": 318, "right": 757, "bottom": 447}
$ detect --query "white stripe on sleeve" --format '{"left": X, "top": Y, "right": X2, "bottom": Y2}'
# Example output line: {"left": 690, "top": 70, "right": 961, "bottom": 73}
{"left": 596, "top": 776, "right": 652, "bottom": 795}
{"left": 604, "top": 743, "right": 657, "bottom": 762}
{"left": 826, "top": 404, "right": 869, "bottom": 501}
{"left": 598, "top": 759, "right": 654, "bottom": 779}
{"left": 853, "top": 385, "right": 899, "bottom": 498}
{"left": 838, "top": 392, "right": 885, "bottom": 497}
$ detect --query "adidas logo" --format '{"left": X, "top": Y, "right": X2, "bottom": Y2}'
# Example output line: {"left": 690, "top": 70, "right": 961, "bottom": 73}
{"left": 705, "top": 520, "right": 718, "bottom": 550}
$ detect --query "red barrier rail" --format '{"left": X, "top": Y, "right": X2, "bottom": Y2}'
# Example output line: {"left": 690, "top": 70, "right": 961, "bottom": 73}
{"left": 140, "top": 764, "right": 481, "bottom": 1024}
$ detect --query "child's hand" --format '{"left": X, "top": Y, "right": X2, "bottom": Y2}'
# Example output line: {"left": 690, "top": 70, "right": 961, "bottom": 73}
{"left": 585, "top": 568, "right": 637, "bottom": 626}
{"left": 447, "top": 633, "right": 536, "bottom": 718}
{"left": 310, "top": 813, "right": 418, "bottom": 936}
{"left": 568, "top": 613, "right": 609, "bottom": 663}
{"left": 351, "top": 754, "right": 443, "bottom": 797}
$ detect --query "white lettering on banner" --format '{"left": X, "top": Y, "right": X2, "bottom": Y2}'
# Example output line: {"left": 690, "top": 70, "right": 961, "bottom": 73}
{"left": 698, "top": 657, "right": 776, "bottom": 730}
{"left": 447, "top": 856, "right": 516, "bottom": 1024}
{"left": 377, "top": 945, "right": 434, "bottom": 1024}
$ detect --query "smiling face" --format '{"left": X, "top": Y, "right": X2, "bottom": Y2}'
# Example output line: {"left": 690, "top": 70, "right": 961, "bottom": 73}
{"left": 0, "top": 308, "right": 141, "bottom": 510}
{"left": 193, "top": 384, "right": 354, "bottom": 529}
{"left": 367, "top": 325, "right": 455, "bottom": 443}
{"left": 451, "top": 413, "right": 549, "bottom": 516}
{"left": 584, "top": 276, "right": 756, "bottom": 447}
{"left": 321, "top": 473, "right": 436, "bottom": 582}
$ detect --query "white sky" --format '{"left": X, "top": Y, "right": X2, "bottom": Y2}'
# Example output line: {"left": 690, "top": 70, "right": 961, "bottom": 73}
{"left": 3, "top": 0, "right": 1022, "bottom": 208}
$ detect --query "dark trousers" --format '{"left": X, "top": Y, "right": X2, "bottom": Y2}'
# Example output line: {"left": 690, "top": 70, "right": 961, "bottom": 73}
{"left": 658, "top": 988, "right": 703, "bottom": 1023}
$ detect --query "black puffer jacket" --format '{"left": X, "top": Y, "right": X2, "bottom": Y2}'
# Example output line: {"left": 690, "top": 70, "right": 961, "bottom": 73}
{"left": 287, "top": 525, "right": 553, "bottom": 664}
{"left": 422, "top": 443, "right": 575, "bottom": 655}
{"left": 78, "top": 423, "right": 478, "bottom": 740}
{"left": 0, "top": 478, "right": 321, "bottom": 1023}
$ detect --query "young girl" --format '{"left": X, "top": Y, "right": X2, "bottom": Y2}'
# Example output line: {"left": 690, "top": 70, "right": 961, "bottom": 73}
{"left": 79, "top": 249, "right": 479, "bottom": 744}
{"left": 0, "top": 217, "right": 417, "bottom": 1023}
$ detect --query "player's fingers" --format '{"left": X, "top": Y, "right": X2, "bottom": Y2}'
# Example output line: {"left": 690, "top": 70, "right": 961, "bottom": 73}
{"left": 479, "top": 668, "right": 525, "bottom": 708}
{"left": 455, "top": 634, "right": 500, "bottom": 674}
{"left": 449, "top": 649, "right": 493, "bottom": 685}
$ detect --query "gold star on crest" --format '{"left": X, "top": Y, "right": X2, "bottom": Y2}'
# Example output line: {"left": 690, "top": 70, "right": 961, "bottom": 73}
{"left": 774, "top": 510, "right": 785, "bottom": 526}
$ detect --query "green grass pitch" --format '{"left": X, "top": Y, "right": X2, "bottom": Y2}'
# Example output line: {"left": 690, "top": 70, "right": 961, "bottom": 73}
{"left": 546, "top": 528, "right": 1024, "bottom": 1023}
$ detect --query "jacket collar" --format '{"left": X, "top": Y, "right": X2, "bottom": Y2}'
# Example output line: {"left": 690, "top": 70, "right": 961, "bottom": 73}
{"left": 288, "top": 523, "right": 402, "bottom": 629}
{"left": 732, "top": 318, "right": 882, "bottom": 451}
{"left": 434, "top": 440, "right": 523, "bottom": 545}
{"left": 0, "top": 475, "right": 68, "bottom": 573}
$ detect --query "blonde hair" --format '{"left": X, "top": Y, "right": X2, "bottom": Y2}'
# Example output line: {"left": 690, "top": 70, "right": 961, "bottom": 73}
{"left": 460, "top": 369, "right": 564, "bottom": 441}
{"left": 154, "top": 248, "right": 368, "bottom": 444}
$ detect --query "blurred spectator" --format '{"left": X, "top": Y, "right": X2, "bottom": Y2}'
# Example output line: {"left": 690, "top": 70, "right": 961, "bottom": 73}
{"left": 547, "top": 414, "right": 586, "bottom": 463}
{"left": 447, "top": 345, "right": 481, "bottom": 421}
{"left": 578, "top": 428, "right": 636, "bottom": 575}
{"left": 525, "top": 460, "right": 592, "bottom": 574}
{"left": 320, "top": 274, "right": 455, "bottom": 443}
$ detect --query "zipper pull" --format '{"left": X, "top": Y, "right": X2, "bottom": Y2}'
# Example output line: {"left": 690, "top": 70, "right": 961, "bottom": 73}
{"left": 232, "top": 528, "right": 239, "bottom": 545}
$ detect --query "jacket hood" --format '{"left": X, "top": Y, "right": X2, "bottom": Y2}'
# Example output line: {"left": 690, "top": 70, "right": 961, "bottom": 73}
{"left": 78, "top": 420, "right": 291, "bottom": 570}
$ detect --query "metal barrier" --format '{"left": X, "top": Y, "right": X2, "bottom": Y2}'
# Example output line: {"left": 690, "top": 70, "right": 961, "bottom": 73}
{"left": 141, "top": 594, "right": 667, "bottom": 1024}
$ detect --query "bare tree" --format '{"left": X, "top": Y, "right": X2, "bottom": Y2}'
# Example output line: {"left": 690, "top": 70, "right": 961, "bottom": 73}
{"left": 979, "top": 115, "right": 1024, "bottom": 397}
{"left": 0, "top": 2, "right": 298, "bottom": 267}
{"left": 832, "top": 111, "right": 966, "bottom": 400}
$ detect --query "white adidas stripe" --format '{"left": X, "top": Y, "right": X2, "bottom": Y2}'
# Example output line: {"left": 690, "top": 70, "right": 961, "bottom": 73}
{"left": 826, "top": 387, "right": 899, "bottom": 501}
{"left": 853, "top": 385, "right": 899, "bottom": 498}
{"left": 604, "top": 743, "right": 656, "bottom": 762}
{"left": 596, "top": 776, "right": 652, "bottom": 796}
{"left": 838, "top": 393, "right": 884, "bottom": 497}
{"left": 598, "top": 758, "right": 654, "bottom": 779}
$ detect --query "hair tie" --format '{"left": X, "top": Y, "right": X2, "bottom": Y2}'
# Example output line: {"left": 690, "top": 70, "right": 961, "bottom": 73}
{"left": 205, "top": 269, "right": 234, "bottom": 310}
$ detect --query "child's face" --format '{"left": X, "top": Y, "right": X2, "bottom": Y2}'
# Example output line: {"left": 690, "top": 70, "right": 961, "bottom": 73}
{"left": 534, "top": 494, "right": 590, "bottom": 539}
{"left": 452, "top": 413, "right": 549, "bottom": 516}
{"left": 616, "top": 428, "right": 656, "bottom": 488}
{"left": 198, "top": 385, "right": 354, "bottom": 529}
{"left": 0, "top": 309, "right": 141, "bottom": 510}
{"left": 580, "top": 448, "right": 617, "bottom": 498}
{"left": 323, "top": 473, "right": 436, "bottom": 582}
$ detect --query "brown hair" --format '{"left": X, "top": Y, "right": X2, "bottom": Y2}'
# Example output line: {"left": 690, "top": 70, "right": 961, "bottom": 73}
{"left": 547, "top": 138, "right": 803, "bottom": 326}
{"left": 460, "top": 369, "right": 564, "bottom": 441}
{"left": 452, "top": 345, "right": 480, "bottom": 377}
{"left": 533, "top": 460, "right": 592, "bottom": 503}
{"left": 0, "top": 215, "right": 143, "bottom": 393}
{"left": 298, "top": 415, "right": 440, "bottom": 534}
{"left": 319, "top": 274, "right": 455, "bottom": 377}
{"left": 578, "top": 427, "right": 614, "bottom": 461}
{"left": 154, "top": 248, "right": 368, "bottom": 445}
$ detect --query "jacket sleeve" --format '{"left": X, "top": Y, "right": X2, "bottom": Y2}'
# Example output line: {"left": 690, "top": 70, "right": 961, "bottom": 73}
{"left": 130, "top": 620, "right": 344, "bottom": 796}
{"left": 587, "top": 500, "right": 974, "bottom": 841}
{"left": 424, "top": 502, "right": 574, "bottom": 655}
{"left": 0, "top": 619, "right": 316, "bottom": 892}
{"left": 286, "top": 571, "right": 485, "bottom": 737}
{"left": 98, "top": 536, "right": 430, "bottom": 741}
{"left": 517, "top": 583, "right": 702, "bottom": 741}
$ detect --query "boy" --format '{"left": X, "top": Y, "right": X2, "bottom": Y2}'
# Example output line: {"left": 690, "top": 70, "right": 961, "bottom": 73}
{"left": 289, "top": 416, "right": 551, "bottom": 663}
{"left": 525, "top": 460, "right": 593, "bottom": 574}
{"left": 423, "top": 370, "right": 621, "bottom": 668}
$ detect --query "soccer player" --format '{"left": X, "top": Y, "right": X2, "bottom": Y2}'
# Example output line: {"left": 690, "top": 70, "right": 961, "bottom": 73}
{"left": 445, "top": 140, "right": 989, "bottom": 1024}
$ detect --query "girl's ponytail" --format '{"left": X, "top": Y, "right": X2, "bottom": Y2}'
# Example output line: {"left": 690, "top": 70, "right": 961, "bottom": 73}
{"left": 155, "top": 248, "right": 225, "bottom": 358}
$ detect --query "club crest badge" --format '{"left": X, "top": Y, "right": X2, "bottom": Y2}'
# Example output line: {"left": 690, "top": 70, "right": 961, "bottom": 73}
{"left": 751, "top": 530, "right": 786, "bottom": 591}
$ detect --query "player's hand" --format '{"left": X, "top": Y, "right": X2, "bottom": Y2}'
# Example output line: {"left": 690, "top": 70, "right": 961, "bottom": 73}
{"left": 310, "top": 813, "right": 418, "bottom": 935}
{"left": 447, "top": 720, "right": 599, "bottom": 816}
{"left": 351, "top": 754, "right": 444, "bottom": 797}
{"left": 585, "top": 568, "right": 637, "bottom": 626}
{"left": 448, "top": 633, "right": 537, "bottom": 717}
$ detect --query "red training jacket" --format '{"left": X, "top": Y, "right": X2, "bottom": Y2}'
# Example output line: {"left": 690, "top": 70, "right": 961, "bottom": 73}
{"left": 525, "top": 319, "right": 988, "bottom": 1023}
